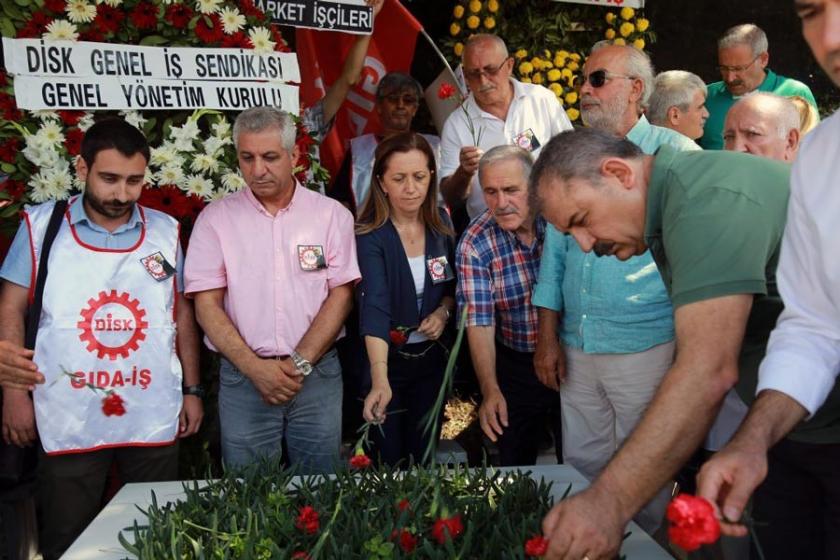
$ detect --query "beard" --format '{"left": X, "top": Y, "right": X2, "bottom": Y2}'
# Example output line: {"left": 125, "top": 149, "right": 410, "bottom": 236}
{"left": 581, "top": 94, "right": 627, "bottom": 134}
{"left": 83, "top": 189, "right": 134, "bottom": 220}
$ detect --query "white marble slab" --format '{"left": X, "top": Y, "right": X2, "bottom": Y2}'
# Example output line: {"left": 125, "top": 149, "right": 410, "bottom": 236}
{"left": 61, "top": 465, "right": 671, "bottom": 559}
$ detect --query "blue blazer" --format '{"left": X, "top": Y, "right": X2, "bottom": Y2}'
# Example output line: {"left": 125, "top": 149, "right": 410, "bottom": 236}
{"left": 356, "top": 211, "right": 456, "bottom": 344}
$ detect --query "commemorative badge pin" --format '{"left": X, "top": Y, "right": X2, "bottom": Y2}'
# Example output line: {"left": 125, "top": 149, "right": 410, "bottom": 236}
{"left": 298, "top": 245, "right": 327, "bottom": 271}
{"left": 512, "top": 128, "right": 541, "bottom": 152}
{"left": 426, "top": 256, "right": 452, "bottom": 284}
{"left": 140, "top": 252, "right": 175, "bottom": 281}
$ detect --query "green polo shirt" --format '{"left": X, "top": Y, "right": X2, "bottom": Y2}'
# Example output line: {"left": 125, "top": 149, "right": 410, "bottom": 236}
{"left": 699, "top": 69, "right": 818, "bottom": 150}
{"left": 644, "top": 145, "right": 789, "bottom": 409}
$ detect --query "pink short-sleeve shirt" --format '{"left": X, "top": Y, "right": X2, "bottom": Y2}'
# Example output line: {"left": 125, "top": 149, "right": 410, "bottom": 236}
{"left": 185, "top": 184, "right": 360, "bottom": 356}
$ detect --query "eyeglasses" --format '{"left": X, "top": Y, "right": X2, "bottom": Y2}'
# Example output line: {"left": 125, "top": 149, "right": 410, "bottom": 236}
{"left": 463, "top": 57, "right": 511, "bottom": 81}
{"left": 574, "top": 69, "right": 635, "bottom": 90}
{"left": 718, "top": 55, "right": 760, "bottom": 74}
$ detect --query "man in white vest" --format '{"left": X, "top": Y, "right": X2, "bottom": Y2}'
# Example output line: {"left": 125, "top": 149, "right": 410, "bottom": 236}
{"left": 0, "top": 119, "right": 203, "bottom": 559}
{"left": 329, "top": 72, "right": 440, "bottom": 216}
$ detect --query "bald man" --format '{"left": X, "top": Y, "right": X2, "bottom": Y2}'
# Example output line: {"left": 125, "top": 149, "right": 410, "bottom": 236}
{"left": 724, "top": 92, "right": 801, "bottom": 162}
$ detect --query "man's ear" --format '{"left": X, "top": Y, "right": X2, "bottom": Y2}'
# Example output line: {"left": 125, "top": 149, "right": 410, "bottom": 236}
{"left": 757, "top": 51, "right": 770, "bottom": 70}
{"left": 667, "top": 106, "right": 681, "bottom": 126}
{"left": 785, "top": 128, "right": 801, "bottom": 161}
{"left": 600, "top": 157, "right": 635, "bottom": 190}
{"left": 75, "top": 155, "right": 89, "bottom": 183}
{"left": 291, "top": 143, "right": 301, "bottom": 168}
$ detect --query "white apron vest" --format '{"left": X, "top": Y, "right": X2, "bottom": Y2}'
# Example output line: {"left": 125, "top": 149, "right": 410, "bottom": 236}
{"left": 28, "top": 199, "right": 183, "bottom": 455}
{"left": 350, "top": 133, "right": 442, "bottom": 212}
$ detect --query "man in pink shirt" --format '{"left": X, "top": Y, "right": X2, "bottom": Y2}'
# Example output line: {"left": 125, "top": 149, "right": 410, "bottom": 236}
{"left": 185, "top": 107, "right": 359, "bottom": 473}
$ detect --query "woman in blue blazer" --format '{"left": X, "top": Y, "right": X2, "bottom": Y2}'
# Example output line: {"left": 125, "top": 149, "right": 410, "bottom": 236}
{"left": 355, "top": 132, "right": 456, "bottom": 466}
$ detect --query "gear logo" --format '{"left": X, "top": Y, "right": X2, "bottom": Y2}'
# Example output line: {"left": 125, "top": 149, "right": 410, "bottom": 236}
{"left": 77, "top": 290, "right": 148, "bottom": 360}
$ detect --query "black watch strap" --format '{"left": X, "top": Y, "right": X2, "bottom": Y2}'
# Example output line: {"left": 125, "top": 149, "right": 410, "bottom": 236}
{"left": 182, "top": 384, "right": 205, "bottom": 398}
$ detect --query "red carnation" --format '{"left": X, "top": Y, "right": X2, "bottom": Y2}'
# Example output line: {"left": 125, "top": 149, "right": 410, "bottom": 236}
{"left": 165, "top": 3, "right": 193, "bottom": 29}
{"left": 437, "top": 82, "right": 457, "bottom": 100}
{"left": 64, "top": 128, "right": 84, "bottom": 156}
{"left": 130, "top": 1, "right": 158, "bottom": 30}
{"left": 389, "top": 328, "right": 409, "bottom": 346}
{"left": 43, "top": 0, "right": 66, "bottom": 13}
{"left": 431, "top": 514, "right": 464, "bottom": 544}
{"left": 0, "top": 138, "right": 20, "bottom": 163}
{"left": 139, "top": 185, "right": 196, "bottom": 220}
{"left": 667, "top": 494, "right": 721, "bottom": 552}
{"left": 0, "top": 92, "right": 22, "bottom": 122}
{"left": 93, "top": 4, "right": 124, "bottom": 34}
{"left": 1, "top": 179, "right": 26, "bottom": 200}
{"left": 80, "top": 28, "right": 105, "bottom": 42}
{"left": 397, "top": 498, "right": 411, "bottom": 512}
{"left": 17, "top": 12, "right": 53, "bottom": 39}
{"left": 221, "top": 31, "right": 250, "bottom": 48}
{"left": 390, "top": 529, "right": 417, "bottom": 553}
{"left": 240, "top": 0, "right": 266, "bottom": 18}
{"left": 58, "top": 110, "right": 84, "bottom": 126}
{"left": 295, "top": 505, "right": 320, "bottom": 535}
{"left": 524, "top": 535, "right": 549, "bottom": 557}
{"left": 102, "top": 393, "right": 126, "bottom": 417}
{"left": 195, "top": 14, "right": 224, "bottom": 44}
{"left": 270, "top": 24, "right": 289, "bottom": 52}
{"left": 349, "top": 452, "right": 372, "bottom": 469}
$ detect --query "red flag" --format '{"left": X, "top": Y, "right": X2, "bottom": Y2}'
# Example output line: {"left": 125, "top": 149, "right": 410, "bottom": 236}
{"left": 296, "top": 0, "right": 423, "bottom": 179}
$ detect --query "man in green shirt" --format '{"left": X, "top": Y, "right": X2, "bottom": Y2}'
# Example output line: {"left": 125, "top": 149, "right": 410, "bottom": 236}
{"left": 530, "top": 128, "right": 789, "bottom": 559}
{"left": 699, "top": 23, "right": 817, "bottom": 150}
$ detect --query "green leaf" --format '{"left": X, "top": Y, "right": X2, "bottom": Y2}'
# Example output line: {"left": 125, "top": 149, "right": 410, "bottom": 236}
{"left": 139, "top": 35, "right": 170, "bottom": 46}
{"left": 13, "top": 0, "right": 29, "bottom": 7}
{"left": 1, "top": 163, "right": 15, "bottom": 174}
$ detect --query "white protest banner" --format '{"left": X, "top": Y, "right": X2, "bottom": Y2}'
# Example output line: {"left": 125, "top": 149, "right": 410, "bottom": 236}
{"left": 255, "top": 0, "right": 373, "bottom": 34}
{"left": 552, "top": 0, "right": 645, "bottom": 7}
{"left": 11, "top": 75, "right": 300, "bottom": 112}
{"left": 2, "top": 37, "right": 301, "bottom": 83}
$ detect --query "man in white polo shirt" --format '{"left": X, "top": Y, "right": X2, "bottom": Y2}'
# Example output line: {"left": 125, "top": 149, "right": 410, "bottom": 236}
{"left": 439, "top": 34, "right": 572, "bottom": 220}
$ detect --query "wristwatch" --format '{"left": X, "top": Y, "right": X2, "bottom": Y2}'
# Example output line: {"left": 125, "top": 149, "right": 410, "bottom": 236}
{"left": 182, "top": 384, "right": 206, "bottom": 398}
{"left": 291, "top": 351, "right": 313, "bottom": 376}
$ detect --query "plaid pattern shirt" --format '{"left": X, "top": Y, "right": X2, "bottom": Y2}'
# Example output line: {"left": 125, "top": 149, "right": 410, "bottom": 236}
{"left": 456, "top": 210, "right": 546, "bottom": 353}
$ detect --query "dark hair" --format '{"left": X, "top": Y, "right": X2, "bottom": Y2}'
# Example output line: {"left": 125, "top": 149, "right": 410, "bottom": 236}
{"left": 531, "top": 128, "right": 643, "bottom": 193}
{"left": 356, "top": 132, "right": 452, "bottom": 237}
{"left": 80, "top": 118, "right": 150, "bottom": 168}
{"left": 376, "top": 72, "right": 423, "bottom": 101}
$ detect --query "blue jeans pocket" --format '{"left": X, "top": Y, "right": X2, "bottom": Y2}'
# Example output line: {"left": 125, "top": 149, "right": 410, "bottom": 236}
{"left": 219, "top": 358, "right": 247, "bottom": 388}
{"left": 312, "top": 349, "right": 341, "bottom": 379}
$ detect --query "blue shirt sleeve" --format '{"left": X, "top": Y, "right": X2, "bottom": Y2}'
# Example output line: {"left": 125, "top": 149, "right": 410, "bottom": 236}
{"left": 532, "top": 224, "right": 566, "bottom": 311}
{"left": 0, "top": 221, "right": 33, "bottom": 289}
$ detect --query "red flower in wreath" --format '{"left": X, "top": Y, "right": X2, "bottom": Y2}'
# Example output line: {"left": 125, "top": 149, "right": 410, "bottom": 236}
{"left": 43, "top": 0, "right": 66, "bottom": 14}
{"left": 667, "top": 494, "right": 721, "bottom": 552}
{"left": 17, "top": 11, "right": 53, "bottom": 38}
{"left": 80, "top": 28, "right": 105, "bottom": 42}
{"left": 390, "top": 528, "right": 418, "bottom": 553}
{"left": 93, "top": 4, "right": 125, "bottom": 34}
{"left": 0, "top": 92, "right": 22, "bottom": 122}
{"left": 0, "top": 138, "right": 20, "bottom": 164}
{"left": 165, "top": 3, "right": 194, "bottom": 29}
{"left": 58, "top": 110, "right": 84, "bottom": 127}
{"left": 524, "top": 535, "right": 549, "bottom": 557}
{"left": 130, "top": 1, "right": 159, "bottom": 30}
{"left": 102, "top": 393, "right": 126, "bottom": 417}
{"left": 240, "top": 0, "right": 266, "bottom": 18}
{"left": 64, "top": 128, "right": 84, "bottom": 156}
{"left": 1, "top": 179, "right": 26, "bottom": 200}
{"left": 222, "top": 31, "right": 250, "bottom": 49}
{"left": 397, "top": 498, "right": 411, "bottom": 513}
{"left": 431, "top": 514, "right": 464, "bottom": 544}
{"left": 295, "top": 506, "right": 320, "bottom": 535}
{"left": 195, "top": 14, "right": 224, "bottom": 44}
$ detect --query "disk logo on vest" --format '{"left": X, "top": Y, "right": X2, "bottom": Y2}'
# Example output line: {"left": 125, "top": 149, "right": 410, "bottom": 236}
{"left": 77, "top": 290, "right": 148, "bottom": 360}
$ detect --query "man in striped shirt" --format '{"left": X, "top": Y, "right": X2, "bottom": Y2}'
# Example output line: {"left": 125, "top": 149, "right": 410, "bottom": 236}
{"left": 456, "top": 145, "right": 561, "bottom": 466}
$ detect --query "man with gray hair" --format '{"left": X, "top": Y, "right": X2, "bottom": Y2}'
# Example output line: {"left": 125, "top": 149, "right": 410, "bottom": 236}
{"left": 700, "top": 23, "right": 817, "bottom": 150}
{"left": 185, "top": 107, "right": 360, "bottom": 474}
{"left": 531, "top": 127, "right": 789, "bottom": 559}
{"left": 648, "top": 70, "right": 709, "bottom": 140}
{"left": 533, "top": 42, "right": 697, "bottom": 534}
{"left": 440, "top": 33, "right": 572, "bottom": 220}
{"left": 456, "top": 145, "right": 561, "bottom": 466}
{"left": 724, "top": 92, "right": 801, "bottom": 161}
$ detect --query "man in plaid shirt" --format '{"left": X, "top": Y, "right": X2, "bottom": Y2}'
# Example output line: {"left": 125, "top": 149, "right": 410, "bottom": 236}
{"left": 456, "top": 145, "right": 561, "bottom": 466}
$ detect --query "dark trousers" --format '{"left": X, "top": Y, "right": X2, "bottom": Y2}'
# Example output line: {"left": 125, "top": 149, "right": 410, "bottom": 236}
{"left": 495, "top": 343, "right": 562, "bottom": 466}
{"left": 371, "top": 341, "right": 447, "bottom": 467}
{"left": 750, "top": 438, "right": 840, "bottom": 560}
{"left": 38, "top": 443, "right": 178, "bottom": 560}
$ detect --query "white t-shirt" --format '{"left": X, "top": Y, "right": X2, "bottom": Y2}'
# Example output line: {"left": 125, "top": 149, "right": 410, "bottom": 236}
{"left": 439, "top": 79, "right": 573, "bottom": 219}
{"left": 406, "top": 255, "right": 428, "bottom": 344}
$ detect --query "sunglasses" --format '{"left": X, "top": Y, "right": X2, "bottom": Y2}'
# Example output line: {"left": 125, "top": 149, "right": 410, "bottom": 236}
{"left": 575, "top": 69, "right": 635, "bottom": 90}
{"left": 463, "top": 57, "right": 511, "bottom": 81}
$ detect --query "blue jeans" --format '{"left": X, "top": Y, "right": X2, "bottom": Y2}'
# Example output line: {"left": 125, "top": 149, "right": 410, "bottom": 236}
{"left": 218, "top": 349, "right": 343, "bottom": 474}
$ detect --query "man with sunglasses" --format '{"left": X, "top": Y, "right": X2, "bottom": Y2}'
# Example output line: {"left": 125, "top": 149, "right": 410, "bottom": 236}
{"left": 699, "top": 23, "right": 817, "bottom": 150}
{"left": 439, "top": 34, "right": 571, "bottom": 221}
{"left": 533, "top": 42, "right": 697, "bottom": 536}
{"left": 330, "top": 72, "right": 440, "bottom": 216}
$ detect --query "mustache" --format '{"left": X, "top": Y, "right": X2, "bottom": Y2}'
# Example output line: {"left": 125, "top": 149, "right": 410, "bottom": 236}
{"left": 477, "top": 84, "right": 495, "bottom": 93}
{"left": 494, "top": 207, "right": 518, "bottom": 216}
